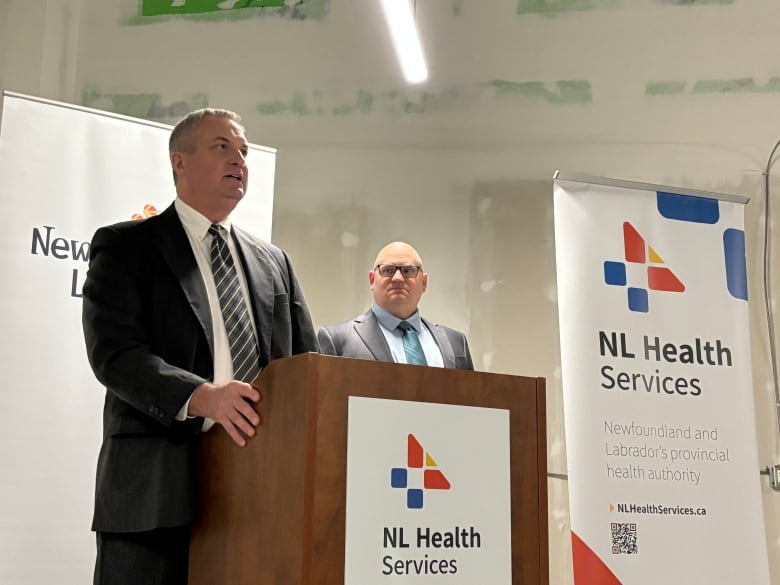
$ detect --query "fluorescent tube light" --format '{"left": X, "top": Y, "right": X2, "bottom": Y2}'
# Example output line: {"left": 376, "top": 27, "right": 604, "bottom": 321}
{"left": 379, "top": 0, "right": 428, "bottom": 84}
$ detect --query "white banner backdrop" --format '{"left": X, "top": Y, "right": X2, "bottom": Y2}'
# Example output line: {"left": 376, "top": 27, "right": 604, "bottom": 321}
{"left": 0, "top": 92, "right": 275, "bottom": 583}
{"left": 553, "top": 175, "right": 770, "bottom": 585}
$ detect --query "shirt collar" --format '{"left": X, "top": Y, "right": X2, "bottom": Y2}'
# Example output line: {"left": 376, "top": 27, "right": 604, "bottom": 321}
{"left": 174, "top": 197, "right": 233, "bottom": 241}
{"left": 371, "top": 304, "right": 423, "bottom": 333}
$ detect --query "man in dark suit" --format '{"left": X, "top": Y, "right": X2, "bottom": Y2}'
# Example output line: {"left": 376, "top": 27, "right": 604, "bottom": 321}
{"left": 82, "top": 108, "right": 318, "bottom": 585}
{"left": 318, "top": 241, "right": 473, "bottom": 370}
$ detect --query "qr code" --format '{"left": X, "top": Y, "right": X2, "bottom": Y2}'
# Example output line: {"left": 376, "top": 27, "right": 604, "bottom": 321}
{"left": 611, "top": 522, "right": 637, "bottom": 555}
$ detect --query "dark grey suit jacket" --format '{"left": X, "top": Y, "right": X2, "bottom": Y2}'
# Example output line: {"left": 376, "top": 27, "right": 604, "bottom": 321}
{"left": 317, "top": 309, "right": 474, "bottom": 370}
{"left": 82, "top": 204, "right": 318, "bottom": 533}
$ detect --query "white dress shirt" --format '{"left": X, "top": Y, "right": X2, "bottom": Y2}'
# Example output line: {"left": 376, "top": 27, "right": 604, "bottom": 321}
{"left": 174, "top": 198, "right": 258, "bottom": 427}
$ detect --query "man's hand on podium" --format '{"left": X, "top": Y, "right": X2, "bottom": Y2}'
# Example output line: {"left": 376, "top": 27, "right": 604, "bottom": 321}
{"left": 189, "top": 381, "right": 262, "bottom": 446}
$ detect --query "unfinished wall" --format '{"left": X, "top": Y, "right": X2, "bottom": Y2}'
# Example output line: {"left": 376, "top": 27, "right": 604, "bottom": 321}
{"left": 2, "top": 1, "right": 779, "bottom": 583}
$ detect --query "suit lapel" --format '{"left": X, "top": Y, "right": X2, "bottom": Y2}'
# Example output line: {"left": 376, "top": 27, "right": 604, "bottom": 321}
{"left": 153, "top": 205, "right": 214, "bottom": 356}
{"left": 424, "top": 318, "right": 456, "bottom": 368}
{"left": 355, "top": 310, "right": 393, "bottom": 362}
{"left": 231, "top": 228, "right": 273, "bottom": 363}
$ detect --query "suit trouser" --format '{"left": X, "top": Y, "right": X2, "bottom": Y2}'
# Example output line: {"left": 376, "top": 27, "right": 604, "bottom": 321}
{"left": 94, "top": 526, "right": 190, "bottom": 585}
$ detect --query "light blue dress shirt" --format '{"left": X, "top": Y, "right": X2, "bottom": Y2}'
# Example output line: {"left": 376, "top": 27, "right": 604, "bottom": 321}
{"left": 371, "top": 304, "right": 444, "bottom": 367}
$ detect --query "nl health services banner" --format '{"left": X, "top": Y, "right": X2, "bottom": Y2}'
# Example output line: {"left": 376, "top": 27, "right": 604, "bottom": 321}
{"left": 553, "top": 175, "right": 769, "bottom": 584}
{"left": 0, "top": 92, "right": 275, "bottom": 584}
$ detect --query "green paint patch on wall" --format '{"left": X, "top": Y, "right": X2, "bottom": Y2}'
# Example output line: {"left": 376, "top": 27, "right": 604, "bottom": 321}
{"left": 142, "top": 0, "right": 286, "bottom": 15}
{"left": 655, "top": 0, "right": 732, "bottom": 4}
{"left": 128, "top": 0, "right": 327, "bottom": 23}
{"left": 396, "top": 88, "right": 462, "bottom": 114}
{"left": 332, "top": 90, "right": 374, "bottom": 116}
{"left": 645, "top": 81, "right": 686, "bottom": 95}
{"left": 486, "top": 80, "right": 592, "bottom": 103}
{"left": 82, "top": 88, "right": 208, "bottom": 119}
{"left": 258, "top": 90, "right": 377, "bottom": 116}
{"left": 255, "top": 80, "right": 591, "bottom": 117}
{"left": 517, "top": 0, "right": 728, "bottom": 11}
{"left": 258, "top": 88, "right": 463, "bottom": 117}
{"left": 693, "top": 78, "right": 780, "bottom": 94}
{"left": 646, "top": 77, "right": 780, "bottom": 96}
{"left": 517, "top": 0, "right": 618, "bottom": 15}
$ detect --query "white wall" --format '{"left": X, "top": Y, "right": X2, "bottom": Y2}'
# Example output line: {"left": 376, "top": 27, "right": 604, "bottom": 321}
{"left": 2, "top": 0, "right": 779, "bottom": 583}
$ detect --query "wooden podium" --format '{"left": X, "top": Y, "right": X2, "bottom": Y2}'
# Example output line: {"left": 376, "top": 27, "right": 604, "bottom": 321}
{"left": 189, "top": 352, "right": 548, "bottom": 585}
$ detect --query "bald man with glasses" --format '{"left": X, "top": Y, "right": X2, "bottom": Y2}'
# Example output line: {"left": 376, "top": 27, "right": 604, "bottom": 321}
{"left": 317, "top": 241, "right": 474, "bottom": 370}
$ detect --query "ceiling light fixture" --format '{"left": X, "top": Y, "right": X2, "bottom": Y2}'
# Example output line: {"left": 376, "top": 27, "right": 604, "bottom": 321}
{"left": 379, "top": 0, "right": 428, "bottom": 84}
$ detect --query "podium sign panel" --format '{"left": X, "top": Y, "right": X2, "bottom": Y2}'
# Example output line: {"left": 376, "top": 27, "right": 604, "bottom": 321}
{"left": 345, "top": 397, "right": 511, "bottom": 584}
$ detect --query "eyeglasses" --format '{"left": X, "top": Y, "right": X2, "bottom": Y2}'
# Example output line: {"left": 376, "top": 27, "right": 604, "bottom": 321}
{"left": 374, "top": 264, "right": 422, "bottom": 278}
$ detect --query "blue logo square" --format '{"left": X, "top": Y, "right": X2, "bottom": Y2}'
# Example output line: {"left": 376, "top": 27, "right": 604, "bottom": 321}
{"left": 391, "top": 468, "right": 408, "bottom": 488}
{"left": 627, "top": 287, "right": 649, "bottom": 312}
{"left": 604, "top": 261, "right": 627, "bottom": 286}
{"left": 407, "top": 489, "right": 423, "bottom": 509}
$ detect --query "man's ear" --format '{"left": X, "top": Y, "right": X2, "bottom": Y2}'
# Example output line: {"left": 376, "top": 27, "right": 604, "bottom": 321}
{"left": 171, "top": 152, "right": 184, "bottom": 177}
{"left": 421, "top": 273, "right": 428, "bottom": 292}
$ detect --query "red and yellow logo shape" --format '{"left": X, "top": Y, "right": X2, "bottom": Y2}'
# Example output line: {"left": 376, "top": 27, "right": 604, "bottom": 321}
{"left": 131, "top": 204, "right": 159, "bottom": 221}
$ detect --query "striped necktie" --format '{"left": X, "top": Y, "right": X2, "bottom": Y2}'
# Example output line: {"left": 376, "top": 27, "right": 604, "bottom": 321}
{"left": 397, "top": 321, "right": 427, "bottom": 366}
{"left": 208, "top": 224, "right": 261, "bottom": 382}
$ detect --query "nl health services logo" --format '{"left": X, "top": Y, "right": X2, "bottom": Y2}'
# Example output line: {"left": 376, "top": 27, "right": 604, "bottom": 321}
{"left": 603, "top": 192, "right": 748, "bottom": 313}
{"left": 390, "top": 433, "right": 451, "bottom": 509}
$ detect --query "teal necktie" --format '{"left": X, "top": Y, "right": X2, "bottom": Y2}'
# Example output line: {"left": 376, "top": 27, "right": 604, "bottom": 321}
{"left": 397, "top": 321, "right": 427, "bottom": 365}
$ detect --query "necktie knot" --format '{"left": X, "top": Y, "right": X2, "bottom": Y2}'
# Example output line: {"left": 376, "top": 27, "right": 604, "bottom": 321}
{"left": 208, "top": 224, "right": 224, "bottom": 239}
{"left": 397, "top": 320, "right": 415, "bottom": 333}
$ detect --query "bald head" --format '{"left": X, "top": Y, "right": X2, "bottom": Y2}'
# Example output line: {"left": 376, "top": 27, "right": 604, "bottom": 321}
{"left": 373, "top": 242, "right": 423, "bottom": 269}
{"left": 369, "top": 241, "right": 428, "bottom": 319}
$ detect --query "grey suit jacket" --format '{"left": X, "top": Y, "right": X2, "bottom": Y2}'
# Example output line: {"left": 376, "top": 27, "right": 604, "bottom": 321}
{"left": 82, "top": 204, "right": 318, "bottom": 532}
{"left": 318, "top": 309, "right": 474, "bottom": 370}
